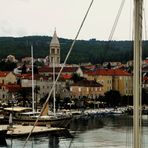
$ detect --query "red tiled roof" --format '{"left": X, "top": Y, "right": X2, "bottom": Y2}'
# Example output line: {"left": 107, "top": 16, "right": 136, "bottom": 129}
{"left": 85, "top": 69, "right": 132, "bottom": 76}
{"left": 4, "top": 84, "right": 21, "bottom": 92}
{"left": 82, "top": 65, "right": 96, "bottom": 70}
{"left": 16, "top": 73, "right": 32, "bottom": 79}
{"left": 0, "top": 71, "right": 10, "bottom": 77}
{"left": 144, "top": 59, "right": 148, "bottom": 63}
{"left": 16, "top": 73, "right": 51, "bottom": 81}
{"left": 61, "top": 74, "right": 72, "bottom": 79}
{"left": 39, "top": 66, "right": 79, "bottom": 73}
{"left": 143, "top": 76, "right": 148, "bottom": 81}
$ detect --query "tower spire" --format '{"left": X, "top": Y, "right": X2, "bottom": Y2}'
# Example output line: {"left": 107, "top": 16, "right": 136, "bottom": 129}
{"left": 50, "top": 30, "right": 60, "bottom": 47}
{"left": 49, "top": 30, "right": 60, "bottom": 66}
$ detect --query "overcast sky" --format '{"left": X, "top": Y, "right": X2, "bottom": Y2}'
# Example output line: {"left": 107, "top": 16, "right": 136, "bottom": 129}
{"left": 0, "top": 0, "right": 147, "bottom": 40}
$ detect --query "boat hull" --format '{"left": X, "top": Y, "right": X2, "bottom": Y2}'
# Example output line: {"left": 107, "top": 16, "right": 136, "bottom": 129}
{"left": 4, "top": 116, "right": 72, "bottom": 127}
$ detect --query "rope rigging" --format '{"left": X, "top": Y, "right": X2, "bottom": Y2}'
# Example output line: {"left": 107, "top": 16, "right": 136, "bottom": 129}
{"left": 22, "top": 0, "right": 147, "bottom": 147}
{"left": 23, "top": 0, "right": 94, "bottom": 147}
{"left": 108, "top": 0, "right": 126, "bottom": 41}
{"left": 101, "top": 0, "right": 126, "bottom": 64}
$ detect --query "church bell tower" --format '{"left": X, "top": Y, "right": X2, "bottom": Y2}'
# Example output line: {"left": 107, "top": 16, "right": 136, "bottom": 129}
{"left": 49, "top": 30, "right": 60, "bottom": 66}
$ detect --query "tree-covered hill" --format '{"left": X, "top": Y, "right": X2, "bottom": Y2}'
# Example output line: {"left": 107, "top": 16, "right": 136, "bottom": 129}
{"left": 0, "top": 36, "right": 148, "bottom": 64}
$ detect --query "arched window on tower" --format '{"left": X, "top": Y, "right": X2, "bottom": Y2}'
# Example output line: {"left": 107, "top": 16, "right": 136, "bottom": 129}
{"left": 51, "top": 48, "right": 55, "bottom": 54}
{"left": 57, "top": 48, "right": 60, "bottom": 54}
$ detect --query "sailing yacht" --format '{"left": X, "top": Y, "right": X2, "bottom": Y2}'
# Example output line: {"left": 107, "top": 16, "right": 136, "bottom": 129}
{"left": 4, "top": 45, "right": 72, "bottom": 127}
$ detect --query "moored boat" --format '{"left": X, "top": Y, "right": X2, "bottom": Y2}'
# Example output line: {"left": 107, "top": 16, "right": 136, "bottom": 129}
{"left": 3, "top": 107, "right": 72, "bottom": 127}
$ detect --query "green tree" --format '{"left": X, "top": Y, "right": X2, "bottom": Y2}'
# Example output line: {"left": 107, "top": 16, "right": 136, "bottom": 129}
{"left": 120, "top": 95, "right": 133, "bottom": 106}
{"left": 0, "top": 60, "right": 17, "bottom": 71}
{"left": 39, "top": 93, "right": 49, "bottom": 105}
{"left": 21, "top": 64, "right": 27, "bottom": 74}
{"left": 14, "top": 87, "right": 32, "bottom": 107}
{"left": 71, "top": 73, "right": 84, "bottom": 83}
{"left": 104, "top": 90, "right": 121, "bottom": 107}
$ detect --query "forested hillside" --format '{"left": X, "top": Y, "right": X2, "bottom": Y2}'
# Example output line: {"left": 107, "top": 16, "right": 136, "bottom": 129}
{"left": 0, "top": 36, "right": 148, "bottom": 64}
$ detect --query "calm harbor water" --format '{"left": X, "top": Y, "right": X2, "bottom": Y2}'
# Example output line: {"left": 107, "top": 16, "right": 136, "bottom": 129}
{"left": 5, "top": 115, "right": 148, "bottom": 148}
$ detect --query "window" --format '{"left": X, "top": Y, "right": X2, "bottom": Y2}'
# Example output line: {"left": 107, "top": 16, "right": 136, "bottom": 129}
{"left": 107, "top": 87, "right": 110, "bottom": 91}
{"left": 51, "top": 57, "right": 54, "bottom": 63}
{"left": 126, "top": 90, "right": 128, "bottom": 94}
{"left": 57, "top": 57, "right": 60, "bottom": 63}
{"left": 57, "top": 48, "right": 60, "bottom": 54}
{"left": 70, "top": 87, "right": 72, "bottom": 91}
{"left": 51, "top": 48, "right": 55, "bottom": 54}
{"left": 125, "top": 82, "right": 128, "bottom": 87}
{"left": 78, "top": 87, "right": 81, "bottom": 92}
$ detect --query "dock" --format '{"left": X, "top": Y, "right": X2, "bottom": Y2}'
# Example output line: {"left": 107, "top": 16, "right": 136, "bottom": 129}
{"left": 0, "top": 128, "right": 7, "bottom": 146}
{"left": 0, "top": 125, "right": 71, "bottom": 138}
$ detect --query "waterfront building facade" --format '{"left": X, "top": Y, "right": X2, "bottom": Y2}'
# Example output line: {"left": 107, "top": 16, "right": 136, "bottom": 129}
{"left": 84, "top": 69, "right": 133, "bottom": 96}
{"left": 20, "top": 74, "right": 66, "bottom": 101}
{"left": 70, "top": 79, "right": 103, "bottom": 99}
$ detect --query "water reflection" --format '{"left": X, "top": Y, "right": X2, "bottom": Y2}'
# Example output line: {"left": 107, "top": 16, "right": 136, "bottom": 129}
{"left": 48, "top": 135, "right": 59, "bottom": 148}
{"left": 70, "top": 116, "right": 104, "bottom": 132}
{"left": 5, "top": 115, "right": 148, "bottom": 147}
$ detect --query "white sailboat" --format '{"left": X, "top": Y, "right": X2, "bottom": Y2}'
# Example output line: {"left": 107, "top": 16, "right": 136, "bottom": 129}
{"left": 4, "top": 45, "right": 72, "bottom": 127}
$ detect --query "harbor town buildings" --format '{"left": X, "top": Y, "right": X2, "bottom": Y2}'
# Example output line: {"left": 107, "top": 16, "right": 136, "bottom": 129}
{"left": 0, "top": 31, "right": 148, "bottom": 107}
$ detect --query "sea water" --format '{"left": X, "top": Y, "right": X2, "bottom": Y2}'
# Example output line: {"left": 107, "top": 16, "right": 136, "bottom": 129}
{"left": 6, "top": 115, "right": 148, "bottom": 148}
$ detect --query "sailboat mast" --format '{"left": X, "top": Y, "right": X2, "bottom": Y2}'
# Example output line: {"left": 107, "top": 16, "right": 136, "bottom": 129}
{"left": 31, "top": 45, "right": 35, "bottom": 113}
{"left": 53, "top": 57, "right": 56, "bottom": 116}
{"left": 133, "top": 0, "right": 143, "bottom": 148}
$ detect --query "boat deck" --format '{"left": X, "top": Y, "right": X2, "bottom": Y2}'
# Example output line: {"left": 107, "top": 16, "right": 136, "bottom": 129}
{"left": 0, "top": 125, "right": 67, "bottom": 138}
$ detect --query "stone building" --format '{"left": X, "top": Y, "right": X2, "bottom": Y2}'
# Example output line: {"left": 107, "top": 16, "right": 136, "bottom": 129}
{"left": 84, "top": 69, "right": 133, "bottom": 96}
{"left": 0, "top": 71, "right": 16, "bottom": 84}
{"left": 70, "top": 79, "right": 103, "bottom": 99}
